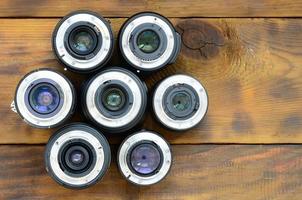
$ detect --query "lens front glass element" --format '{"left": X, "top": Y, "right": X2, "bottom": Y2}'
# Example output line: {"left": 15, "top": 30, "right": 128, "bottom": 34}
{"left": 70, "top": 150, "right": 85, "bottom": 165}
{"left": 137, "top": 30, "right": 160, "bottom": 53}
{"left": 62, "top": 143, "right": 92, "bottom": 174}
{"left": 130, "top": 143, "right": 161, "bottom": 175}
{"left": 102, "top": 87, "right": 126, "bottom": 111}
{"left": 172, "top": 92, "right": 191, "bottom": 112}
{"left": 69, "top": 26, "right": 97, "bottom": 55}
{"left": 29, "top": 83, "right": 60, "bottom": 114}
{"left": 73, "top": 31, "right": 94, "bottom": 52}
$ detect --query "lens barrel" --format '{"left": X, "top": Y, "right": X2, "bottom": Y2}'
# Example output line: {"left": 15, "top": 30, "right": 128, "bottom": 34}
{"left": 82, "top": 67, "right": 147, "bottom": 133}
{"left": 119, "top": 12, "right": 181, "bottom": 72}
{"left": 52, "top": 10, "right": 114, "bottom": 73}
{"left": 117, "top": 130, "right": 172, "bottom": 186}
{"left": 45, "top": 123, "right": 111, "bottom": 189}
{"left": 14, "top": 68, "right": 76, "bottom": 128}
{"left": 153, "top": 74, "right": 208, "bottom": 131}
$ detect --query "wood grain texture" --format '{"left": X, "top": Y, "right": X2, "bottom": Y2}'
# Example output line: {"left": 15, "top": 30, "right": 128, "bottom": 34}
{"left": 0, "top": 0, "right": 301, "bottom": 17}
{"left": 1, "top": 145, "right": 302, "bottom": 200}
{"left": 0, "top": 18, "right": 302, "bottom": 144}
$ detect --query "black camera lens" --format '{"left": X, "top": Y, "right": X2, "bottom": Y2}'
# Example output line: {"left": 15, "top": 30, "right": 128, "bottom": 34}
{"left": 14, "top": 69, "right": 76, "bottom": 128}
{"left": 153, "top": 74, "right": 208, "bottom": 131}
{"left": 118, "top": 130, "right": 172, "bottom": 186}
{"left": 52, "top": 10, "right": 114, "bottom": 73}
{"left": 45, "top": 123, "right": 111, "bottom": 189}
{"left": 82, "top": 67, "right": 147, "bottom": 133}
{"left": 119, "top": 12, "right": 181, "bottom": 71}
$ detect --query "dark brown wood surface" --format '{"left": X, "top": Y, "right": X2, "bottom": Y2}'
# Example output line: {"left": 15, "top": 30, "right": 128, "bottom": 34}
{"left": 1, "top": 145, "right": 302, "bottom": 200}
{"left": 0, "top": 1, "right": 302, "bottom": 199}
{"left": 0, "top": 0, "right": 301, "bottom": 17}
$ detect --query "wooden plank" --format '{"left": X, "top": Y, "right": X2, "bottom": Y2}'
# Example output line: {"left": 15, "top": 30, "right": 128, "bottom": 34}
{"left": 1, "top": 145, "right": 302, "bottom": 199}
{"left": 0, "top": 18, "right": 302, "bottom": 144}
{"left": 0, "top": 0, "right": 302, "bottom": 17}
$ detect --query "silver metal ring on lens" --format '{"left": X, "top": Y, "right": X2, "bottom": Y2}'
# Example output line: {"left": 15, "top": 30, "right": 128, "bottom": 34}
{"left": 53, "top": 10, "right": 114, "bottom": 72}
{"left": 153, "top": 74, "right": 208, "bottom": 131}
{"left": 119, "top": 12, "right": 181, "bottom": 71}
{"left": 45, "top": 123, "right": 111, "bottom": 189}
{"left": 83, "top": 67, "right": 147, "bottom": 133}
{"left": 118, "top": 130, "right": 172, "bottom": 186}
{"left": 14, "top": 69, "right": 75, "bottom": 128}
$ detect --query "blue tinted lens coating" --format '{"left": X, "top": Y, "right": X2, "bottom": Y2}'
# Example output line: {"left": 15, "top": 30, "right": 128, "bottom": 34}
{"left": 130, "top": 143, "right": 161, "bottom": 175}
{"left": 29, "top": 83, "right": 60, "bottom": 114}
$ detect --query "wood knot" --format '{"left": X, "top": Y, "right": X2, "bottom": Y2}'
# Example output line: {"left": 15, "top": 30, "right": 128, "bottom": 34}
{"left": 176, "top": 20, "right": 224, "bottom": 59}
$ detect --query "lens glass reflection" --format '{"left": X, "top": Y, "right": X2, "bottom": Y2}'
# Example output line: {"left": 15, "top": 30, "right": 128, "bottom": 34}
{"left": 137, "top": 30, "right": 160, "bottom": 53}
{"left": 29, "top": 83, "right": 60, "bottom": 114}
{"left": 72, "top": 31, "right": 94, "bottom": 53}
{"left": 69, "top": 150, "right": 85, "bottom": 165}
{"left": 102, "top": 88, "right": 125, "bottom": 111}
{"left": 130, "top": 143, "right": 161, "bottom": 175}
{"left": 172, "top": 92, "right": 191, "bottom": 112}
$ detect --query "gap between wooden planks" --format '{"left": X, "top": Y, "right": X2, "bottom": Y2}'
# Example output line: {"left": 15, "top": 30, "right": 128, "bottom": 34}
{"left": 0, "top": 145, "right": 302, "bottom": 200}
{"left": 0, "top": 18, "right": 301, "bottom": 144}
{"left": 0, "top": 0, "right": 301, "bottom": 17}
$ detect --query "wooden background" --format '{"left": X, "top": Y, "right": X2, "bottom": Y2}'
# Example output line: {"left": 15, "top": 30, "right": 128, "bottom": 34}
{"left": 0, "top": 0, "right": 302, "bottom": 199}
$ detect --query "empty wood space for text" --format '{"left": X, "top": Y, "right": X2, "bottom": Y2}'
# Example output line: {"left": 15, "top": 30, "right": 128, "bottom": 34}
{"left": 0, "top": 0, "right": 301, "bottom": 17}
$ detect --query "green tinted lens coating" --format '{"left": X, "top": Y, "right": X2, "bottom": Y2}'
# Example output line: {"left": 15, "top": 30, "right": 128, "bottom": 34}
{"left": 73, "top": 31, "right": 94, "bottom": 52}
{"left": 137, "top": 30, "right": 160, "bottom": 53}
{"left": 172, "top": 92, "right": 191, "bottom": 112}
{"left": 103, "top": 88, "right": 125, "bottom": 111}
{"left": 107, "top": 92, "right": 121, "bottom": 107}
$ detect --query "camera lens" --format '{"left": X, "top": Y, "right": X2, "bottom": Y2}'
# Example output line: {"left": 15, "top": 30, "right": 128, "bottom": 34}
{"left": 14, "top": 69, "right": 76, "bottom": 128}
{"left": 118, "top": 130, "right": 171, "bottom": 186}
{"left": 52, "top": 10, "right": 114, "bottom": 72}
{"left": 45, "top": 123, "right": 111, "bottom": 189}
{"left": 119, "top": 12, "right": 181, "bottom": 71}
{"left": 153, "top": 74, "right": 208, "bottom": 131}
{"left": 82, "top": 67, "right": 147, "bottom": 133}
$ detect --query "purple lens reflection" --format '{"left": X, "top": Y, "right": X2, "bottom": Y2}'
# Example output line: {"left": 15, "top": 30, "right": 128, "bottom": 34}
{"left": 70, "top": 150, "right": 85, "bottom": 165}
{"left": 29, "top": 83, "right": 60, "bottom": 114}
{"left": 130, "top": 143, "right": 161, "bottom": 175}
